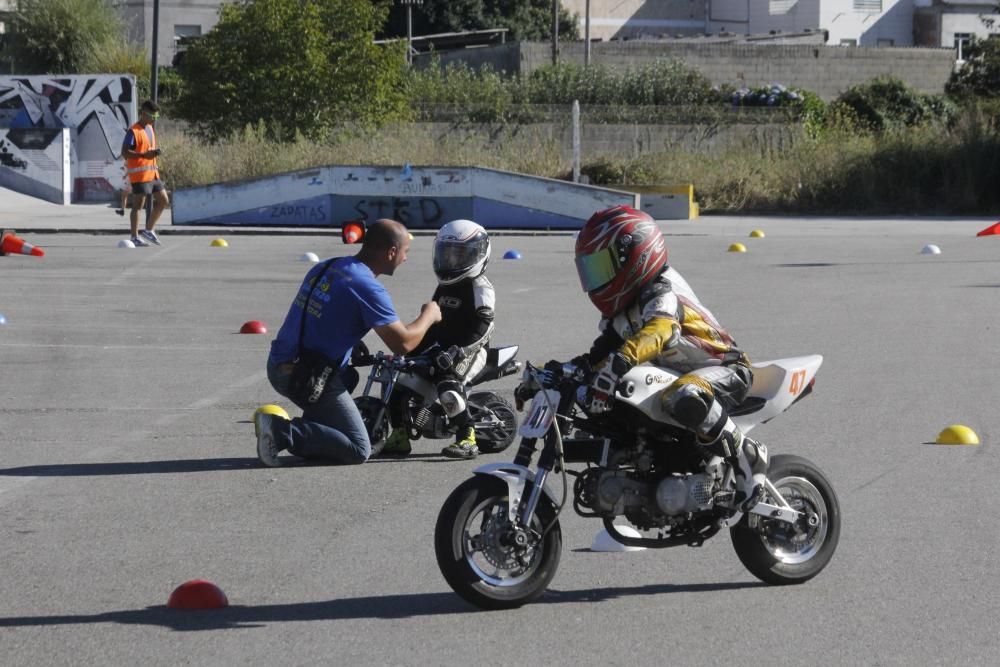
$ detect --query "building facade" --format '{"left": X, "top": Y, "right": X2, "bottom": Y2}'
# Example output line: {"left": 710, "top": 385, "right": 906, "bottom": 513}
{"left": 913, "top": 0, "right": 1000, "bottom": 54}
{"left": 563, "top": 0, "right": 998, "bottom": 48}
{"left": 119, "top": 0, "right": 222, "bottom": 68}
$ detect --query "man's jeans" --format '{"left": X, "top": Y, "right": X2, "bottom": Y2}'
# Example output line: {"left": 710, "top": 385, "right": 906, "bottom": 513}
{"left": 267, "top": 359, "right": 371, "bottom": 464}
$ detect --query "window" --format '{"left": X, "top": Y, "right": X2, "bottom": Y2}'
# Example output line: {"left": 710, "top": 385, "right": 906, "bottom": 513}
{"left": 876, "top": 38, "right": 894, "bottom": 47}
{"left": 174, "top": 24, "right": 202, "bottom": 43}
{"left": 853, "top": 0, "right": 881, "bottom": 12}
{"left": 840, "top": 39, "right": 858, "bottom": 47}
{"left": 954, "top": 32, "right": 972, "bottom": 61}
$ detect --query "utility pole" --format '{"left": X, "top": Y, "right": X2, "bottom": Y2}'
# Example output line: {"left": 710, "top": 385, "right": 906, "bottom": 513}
{"left": 551, "top": 0, "right": 559, "bottom": 65}
{"left": 584, "top": 0, "right": 591, "bottom": 67}
{"left": 151, "top": 0, "right": 159, "bottom": 102}
{"left": 400, "top": 0, "right": 424, "bottom": 66}
{"left": 147, "top": 0, "right": 160, "bottom": 224}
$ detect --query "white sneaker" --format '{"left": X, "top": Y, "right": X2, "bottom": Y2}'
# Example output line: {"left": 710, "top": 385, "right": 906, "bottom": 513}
{"left": 139, "top": 229, "right": 161, "bottom": 246}
{"left": 255, "top": 413, "right": 286, "bottom": 467}
{"left": 131, "top": 236, "right": 149, "bottom": 247}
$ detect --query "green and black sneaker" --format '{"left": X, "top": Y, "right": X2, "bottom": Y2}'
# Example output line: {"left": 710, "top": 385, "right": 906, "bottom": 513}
{"left": 441, "top": 427, "right": 479, "bottom": 459}
{"left": 380, "top": 427, "right": 412, "bottom": 458}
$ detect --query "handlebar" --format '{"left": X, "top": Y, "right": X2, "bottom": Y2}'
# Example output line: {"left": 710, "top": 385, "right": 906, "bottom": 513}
{"left": 351, "top": 350, "right": 435, "bottom": 371}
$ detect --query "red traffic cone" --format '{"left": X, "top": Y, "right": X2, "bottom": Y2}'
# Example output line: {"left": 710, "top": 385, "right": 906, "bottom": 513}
{"left": 976, "top": 222, "right": 1000, "bottom": 237}
{"left": 240, "top": 320, "right": 267, "bottom": 334}
{"left": 167, "top": 580, "right": 229, "bottom": 610}
{"left": 341, "top": 220, "right": 366, "bottom": 244}
{"left": 0, "top": 230, "right": 44, "bottom": 257}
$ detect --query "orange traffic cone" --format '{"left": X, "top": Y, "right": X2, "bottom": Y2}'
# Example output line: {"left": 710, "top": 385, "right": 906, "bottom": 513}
{"left": 976, "top": 222, "right": 1000, "bottom": 237}
{"left": 341, "top": 220, "right": 366, "bottom": 244}
{"left": 0, "top": 230, "right": 44, "bottom": 257}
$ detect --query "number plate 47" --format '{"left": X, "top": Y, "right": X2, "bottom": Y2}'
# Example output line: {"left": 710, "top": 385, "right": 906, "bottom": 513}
{"left": 789, "top": 369, "right": 807, "bottom": 395}
{"left": 519, "top": 390, "right": 561, "bottom": 438}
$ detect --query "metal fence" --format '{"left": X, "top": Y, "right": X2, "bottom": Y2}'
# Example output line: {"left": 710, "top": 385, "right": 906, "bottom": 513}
{"left": 411, "top": 103, "right": 798, "bottom": 125}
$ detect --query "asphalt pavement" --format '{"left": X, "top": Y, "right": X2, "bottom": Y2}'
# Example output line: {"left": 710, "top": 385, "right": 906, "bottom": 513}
{"left": 2, "top": 185, "right": 1000, "bottom": 665}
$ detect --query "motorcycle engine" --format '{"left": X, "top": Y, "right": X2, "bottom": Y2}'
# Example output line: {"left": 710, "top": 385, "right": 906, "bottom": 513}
{"left": 655, "top": 474, "right": 715, "bottom": 516}
{"left": 592, "top": 470, "right": 716, "bottom": 520}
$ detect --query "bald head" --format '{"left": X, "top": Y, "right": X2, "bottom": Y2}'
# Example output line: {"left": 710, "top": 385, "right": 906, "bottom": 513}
{"left": 362, "top": 218, "right": 409, "bottom": 252}
{"left": 357, "top": 218, "right": 411, "bottom": 277}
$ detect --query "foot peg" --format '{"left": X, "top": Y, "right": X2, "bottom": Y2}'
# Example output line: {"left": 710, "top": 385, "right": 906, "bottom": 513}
{"left": 737, "top": 484, "right": 765, "bottom": 512}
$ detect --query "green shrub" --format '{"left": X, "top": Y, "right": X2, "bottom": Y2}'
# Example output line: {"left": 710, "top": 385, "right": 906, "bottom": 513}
{"left": 579, "top": 157, "right": 625, "bottom": 185}
{"left": 833, "top": 76, "right": 955, "bottom": 133}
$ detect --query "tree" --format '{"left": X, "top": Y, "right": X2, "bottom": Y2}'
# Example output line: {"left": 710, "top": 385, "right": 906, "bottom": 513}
{"left": 382, "top": 0, "right": 579, "bottom": 42}
{"left": 174, "top": 0, "right": 409, "bottom": 141}
{"left": 10, "top": 0, "right": 123, "bottom": 73}
{"left": 947, "top": 36, "right": 1000, "bottom": 100}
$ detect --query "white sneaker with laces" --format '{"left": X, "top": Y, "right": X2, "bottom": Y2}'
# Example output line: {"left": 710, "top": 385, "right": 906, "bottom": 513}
{"left": 139, "top": 230, "right": 161, "bottom": 246}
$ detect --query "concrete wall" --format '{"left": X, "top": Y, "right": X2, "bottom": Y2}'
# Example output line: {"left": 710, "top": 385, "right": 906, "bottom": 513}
{"left": 172, "top": 165, "right": 638, "bottom": 230}
{"left": 0, "top": 75, "right": 136, "bottom": 201}
{"left": 448, "top": 41, "right": 956, "bottom": 99}
{"left": 0, "top": 128, "right": 71, "bottom": 204}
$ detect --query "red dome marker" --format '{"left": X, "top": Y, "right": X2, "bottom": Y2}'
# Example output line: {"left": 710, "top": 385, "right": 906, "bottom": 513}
{"left": 167, "top": 580, "right": 229, "bottom": 610}
{"left": 240, "top": 320, "right": 267, "bottom": 334}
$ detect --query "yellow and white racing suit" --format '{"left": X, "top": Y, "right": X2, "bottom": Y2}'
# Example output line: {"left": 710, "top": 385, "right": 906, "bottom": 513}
{"left": 581, "top": 267, "right": 755, "bottom": 446}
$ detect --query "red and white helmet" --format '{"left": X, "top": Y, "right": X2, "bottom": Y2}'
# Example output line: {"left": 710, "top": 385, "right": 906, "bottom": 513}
{"left": 574, "top": 206, "right": 668, "bottom": 317}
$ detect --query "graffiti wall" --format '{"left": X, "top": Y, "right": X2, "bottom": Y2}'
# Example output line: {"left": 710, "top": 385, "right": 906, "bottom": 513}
{"left": 0, "top": 128, "right": 71, "bottom": 204}
{"left": 0, "top": 75, "right": 136, "bottom": 202}
{"left": 172, "top": 165, "right": 639, "bottom": 230}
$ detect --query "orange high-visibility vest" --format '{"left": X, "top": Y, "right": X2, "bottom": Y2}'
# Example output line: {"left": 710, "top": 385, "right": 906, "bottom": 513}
{"left": 125, "top": 122, "right": 159, "bottom": 184}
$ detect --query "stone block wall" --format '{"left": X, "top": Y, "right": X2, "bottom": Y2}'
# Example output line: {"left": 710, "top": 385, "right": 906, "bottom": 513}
{"left": 419, "top": 41, "right": 957, "bottom": 100}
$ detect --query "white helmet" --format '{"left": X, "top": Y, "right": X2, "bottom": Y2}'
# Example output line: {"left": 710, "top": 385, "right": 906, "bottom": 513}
{"left": 433, "top": 219, "right": 491, "bottom": 284}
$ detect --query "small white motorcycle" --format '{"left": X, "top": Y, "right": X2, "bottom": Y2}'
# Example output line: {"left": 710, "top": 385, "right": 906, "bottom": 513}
{"left": 353, "top": 345, "right": 522, "bottom": 456}
{"left": 435, "top": 354, "right": 840, "bottom": 609}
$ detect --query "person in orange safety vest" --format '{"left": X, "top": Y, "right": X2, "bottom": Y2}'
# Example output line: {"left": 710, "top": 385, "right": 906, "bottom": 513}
{"left": 122, "top": 100, "right": 169, "bottom": 247}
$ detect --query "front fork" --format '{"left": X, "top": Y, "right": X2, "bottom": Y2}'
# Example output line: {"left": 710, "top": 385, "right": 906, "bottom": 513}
{"left": 361, "top": 366, "right": 400, "bottom": 434}
{"left": 473, "top": 457, "right": 556, "bottom": 532}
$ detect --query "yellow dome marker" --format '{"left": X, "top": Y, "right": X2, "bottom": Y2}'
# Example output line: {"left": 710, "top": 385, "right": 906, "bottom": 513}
{"left": 254, "top": 404, "right": 290, "bottom": 436}
{"left": 210, "top": 238, "right": 228, "bottom": 247}
{"left": 749, "top": 229, "right": 765, "bottom": 238}
{"left": 728, "top": 243, "right": 747, "bottom": 253}
{"left": 935, "top": 425, "right": 980, "bottom": 445}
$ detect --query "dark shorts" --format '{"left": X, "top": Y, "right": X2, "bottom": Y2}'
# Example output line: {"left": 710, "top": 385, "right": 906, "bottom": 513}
{"left": 131, "top": 179, "right": 165, "bottom": 196}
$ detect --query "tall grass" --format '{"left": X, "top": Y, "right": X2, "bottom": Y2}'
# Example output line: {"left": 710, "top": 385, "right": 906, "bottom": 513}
{"left": 157, "top": 108, "right": 999, "bottom": 214}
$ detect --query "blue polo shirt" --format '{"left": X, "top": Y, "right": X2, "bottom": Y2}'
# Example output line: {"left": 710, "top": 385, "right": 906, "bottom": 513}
{"left": 269, "top": 257, "right": 399, "bottom": 368}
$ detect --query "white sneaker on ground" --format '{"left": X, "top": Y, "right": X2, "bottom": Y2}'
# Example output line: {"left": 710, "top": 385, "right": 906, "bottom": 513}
{"left": 131, "top": 236, "right": 149, "bottom": 247}
{"left": 139, "top": 229, "right": 161, "bottom": 246}
{"left": 255, "top": 413, "right": 285, "bottom": 468}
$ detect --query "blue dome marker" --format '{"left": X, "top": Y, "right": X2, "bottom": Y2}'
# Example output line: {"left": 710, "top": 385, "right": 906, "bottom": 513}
{"left": 503, "top": 250, "right": 522, "bottom": 260}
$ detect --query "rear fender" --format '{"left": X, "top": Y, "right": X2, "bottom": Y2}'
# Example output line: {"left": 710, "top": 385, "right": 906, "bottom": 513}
{"left": 733, "top": 355, "right": 823, "bottom": 433}
{"left": 467, "top": 345, "right": 521, "bottom": 387}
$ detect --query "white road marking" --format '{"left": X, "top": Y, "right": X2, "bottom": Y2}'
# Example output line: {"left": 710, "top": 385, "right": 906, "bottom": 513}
{"left": 106, "top": 240, "right": 187, "bottom": 286}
